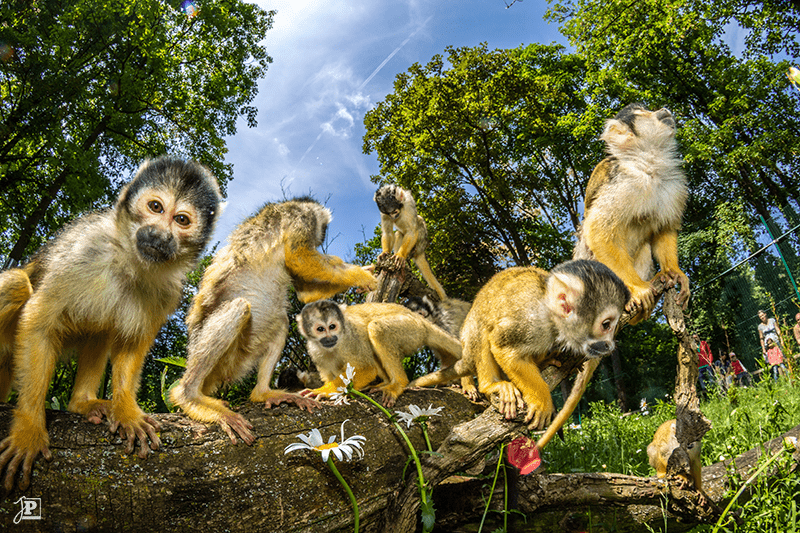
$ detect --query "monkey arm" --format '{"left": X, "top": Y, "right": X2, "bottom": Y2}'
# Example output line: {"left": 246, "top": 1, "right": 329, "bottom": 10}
{"left": 650, "top": 229, "right": 690, "bottom": 307}
{"left": 486, "top": 342, "right": 554, "bottom": 430}
{"left": 0, "top": 316, "right": 59, "bottom": 491}
{"left": 583, "top": 219, "right": 654, "bottom": 322}
{"left": 285, "top": 244, "right": 376, "bottom": 303}
{"left": 307, "top": 366, "right": 379, "bottom": 397}
{"left": 379, "top": 214, "right": 396, "bottom": 254}
{"left": 107, "top": 337, "right": 162, "bottom": 458}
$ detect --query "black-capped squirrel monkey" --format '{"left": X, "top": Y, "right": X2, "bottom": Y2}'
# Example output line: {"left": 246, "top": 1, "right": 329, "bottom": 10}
{"left": 574, "top": 103, "right": 690, "bottom": 324}
{"left": 297, "top": 300, "right": 463, "bottom": 408}
{"left": 170, "top": 198, "right": 377, "bottom": 445}
{"left": 0, "top": 156, "right": 223, "bottom": 491}
{"left": 411, "top": 259, "right": 629, "bottom": 445}
{"left": 374, "top": 185, "right": 447, "bottom": 300}
{"left": 648, "top": 419, "right": 703, "bottom": 491}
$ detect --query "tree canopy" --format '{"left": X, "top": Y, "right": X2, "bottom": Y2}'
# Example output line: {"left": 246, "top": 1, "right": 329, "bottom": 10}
{"left": 0, "top": 0, "right": 274, "bottom": 265}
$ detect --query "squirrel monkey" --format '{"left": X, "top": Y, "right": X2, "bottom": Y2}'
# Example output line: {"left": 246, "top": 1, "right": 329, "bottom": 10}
{"left": 410, "top": 260, "right": 629, "bottom": 438}
{"left": 374, "top": 185, "right": 447, "bottom": 300}
{"left": 574, "top": 103, "right": 689, "bottom": 324}
{"left": 403, "top": 295, "right": 478, "bottom": 400}
{"left": 648, "top": 419, "right": 703, "bottom": 491}
{"left": 169, "top": 198, "right": 377, "bottom": 445}
{"left": 297, "top": 300, "right": 463, "bottom": 408}
{"left": 0, "top": 156, "right": 223, "bottom": 491}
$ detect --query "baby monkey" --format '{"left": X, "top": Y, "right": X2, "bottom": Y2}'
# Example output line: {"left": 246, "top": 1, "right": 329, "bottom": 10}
{"left": 574, "top": 103, "right": 689, "bottom": 323}
{"left": 0, "top": 156, "right": 223, "bottom": 491}
{"left": 648, "top": 419, "right": 703, "bottom": 491}
{"left": 374, "top": 185, "right": 447, "bottom": 299}
{"left": 297, "top": 300, "right": 462, "bottom": 407}
{"left": 411, "top": 260, "right": 629, "bottom": 441}
{"left": 170, "top": 198, "right": 376, "bottom": 445}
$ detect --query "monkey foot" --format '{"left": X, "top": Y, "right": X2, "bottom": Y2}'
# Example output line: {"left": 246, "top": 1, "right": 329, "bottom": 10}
{"left": 0, "top": 423, "right": 51, "bottom": 491}
{"left": 109, "top": 413, "right": 161, "bottom": 458}
{"left": 488, "top": 381, "right": 525, "bottom": 420}
{"left": 258, "top": 391, "right": 320, "bottom": 412}
{"left": 219, "top": 412, "right": 255, "bottom": 445}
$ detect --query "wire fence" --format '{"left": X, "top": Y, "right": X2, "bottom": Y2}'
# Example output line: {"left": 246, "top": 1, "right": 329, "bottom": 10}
{"left": 694, "top": 215, "right": 800, "bottom": 378}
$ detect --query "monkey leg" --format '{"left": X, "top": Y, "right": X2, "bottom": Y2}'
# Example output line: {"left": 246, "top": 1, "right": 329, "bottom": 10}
{"left": 0, "top": 269, "right": 33, "bottom": 398}
{"left": 250, "top": 315, "right": 320, "bottom": 412}
{"left": 173, "top": 298, "right": 257, "bottom": 445}
{"left": 0, "top": 322, "right": 59, "bottom": 491}
{"left": 651, "top": 229, "right": 690, "bottom": 308}
{"left": 489, "top": 342, "right": 554, "bottom": 430}
{"left": 108, "top": 337, "right": 162, "bottom": 458}
{"left": 67, "top": 336, "right": 112, "bottom": 423}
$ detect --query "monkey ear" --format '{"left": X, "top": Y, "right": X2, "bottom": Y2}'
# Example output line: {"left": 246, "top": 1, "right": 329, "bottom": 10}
{"left": 549, "top": 273, "right": 584, "bottom": 319}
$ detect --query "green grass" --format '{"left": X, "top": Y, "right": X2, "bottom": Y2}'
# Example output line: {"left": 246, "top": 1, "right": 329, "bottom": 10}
{"left": 540, "top": 376, "right": 800, "bottom": 532}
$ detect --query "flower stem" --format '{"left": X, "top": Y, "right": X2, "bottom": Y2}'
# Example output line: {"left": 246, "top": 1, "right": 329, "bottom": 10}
{"left": 351, "top": 390, "right": 430, "bottom": 508}
{"left": 327, "top": 456, "right": 359, "bottom": 533}
{"left": 419, "top": 420, "right": 433, "bottom": 452}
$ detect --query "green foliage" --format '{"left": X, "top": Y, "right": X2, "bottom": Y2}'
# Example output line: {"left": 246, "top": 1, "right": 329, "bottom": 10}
{"left": 363, "top": 42, "right": 594, "bottom": 295}
{"left": 0, "top": 0, "right": 274, "bottom": 263}
{"left": 542, "top": 377, "right": 800, "bottom": 532}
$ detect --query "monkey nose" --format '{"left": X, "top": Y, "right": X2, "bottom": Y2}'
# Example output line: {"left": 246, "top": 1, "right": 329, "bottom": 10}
{"left": 586, "top": 341, "right": 614, "bottom": 357}
{"left": 320, "top": 336, "right": 338, "bottom": 349}
{"left": 136, "top": 226, "right": 177, "bottom": 262}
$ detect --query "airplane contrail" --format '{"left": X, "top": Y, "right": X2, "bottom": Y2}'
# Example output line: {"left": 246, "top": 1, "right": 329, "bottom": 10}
{"left": 297, "top": 16, "right": 433, "bottom": 167}
{"left": 358, "top": 16, "right": 433, "bottom": 92}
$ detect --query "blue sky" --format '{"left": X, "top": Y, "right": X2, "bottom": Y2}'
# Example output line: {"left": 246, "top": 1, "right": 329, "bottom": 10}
{"left": 212, "top": 0, "right": 566, "bottom": 260}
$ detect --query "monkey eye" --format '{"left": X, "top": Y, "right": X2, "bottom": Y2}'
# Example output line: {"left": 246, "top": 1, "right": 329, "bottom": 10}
{"left": 329, "top": 323, "right": 337, "bottom": 331}
{"left": 148, "top": 200, "right": 164, "bottom": 214}
{"left": 174, "top": 214, "right": 191, "bottom": 227}
{"left": 315, "top": 326, "right": 325, "bottom": 333}
{"left": 601, "top": 319, "right": 613, "bottom": 331}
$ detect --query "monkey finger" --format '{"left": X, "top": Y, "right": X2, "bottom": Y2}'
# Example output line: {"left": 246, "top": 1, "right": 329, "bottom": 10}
{"left": 142, "top": 414, "right": 162, "bottom": 432}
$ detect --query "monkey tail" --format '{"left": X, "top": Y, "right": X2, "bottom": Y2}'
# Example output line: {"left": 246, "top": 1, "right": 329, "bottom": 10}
{"left": 414, "top": 254, "right": 447, "bottom": 300}
{"left": 535, "top": 358, "right": 600, "bottom": 449}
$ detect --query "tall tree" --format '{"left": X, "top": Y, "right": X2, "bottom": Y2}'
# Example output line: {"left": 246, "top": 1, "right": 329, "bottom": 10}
{"left": 0, "top": 0, "right": 274, "bottom": 265}
{"left": 363, "top": 43, "right": 598, "bottom": 296}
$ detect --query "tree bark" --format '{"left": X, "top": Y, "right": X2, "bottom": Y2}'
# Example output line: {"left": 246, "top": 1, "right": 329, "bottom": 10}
{"left": 0, "top": 398, "right": 797, "bottom": 532}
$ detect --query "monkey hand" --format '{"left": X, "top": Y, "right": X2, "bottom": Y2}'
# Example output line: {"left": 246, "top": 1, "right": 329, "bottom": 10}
{"left": 390, "top": 254, "right": 408, "bottom": 271}
{"left": 109, "top": 409, "right": 161, "bottom": 459}
{"left": 654, "top": 269, "right": 691, "bottom": 309}
{"left": 626, "top": 283, "right": 656, "bottom": 324}
{"left": 488, "top": 381, "right": 526, "bottom": 420}
{"left": 0, "top": 414, "right": 52, "bottom": 491}
{"left": 218, "top": 412, "right": 255, "bottom": 446}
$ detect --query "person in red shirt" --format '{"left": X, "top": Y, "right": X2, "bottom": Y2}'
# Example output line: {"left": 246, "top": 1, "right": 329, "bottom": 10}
{"left": 693, "top": 333, "right": 715, "bottom": 393}
{"left": 728, "top": 352, "right": 751, "bottom": 387}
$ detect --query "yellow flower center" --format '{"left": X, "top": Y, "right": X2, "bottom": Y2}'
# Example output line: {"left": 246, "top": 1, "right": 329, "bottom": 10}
{"left": 315, "top": 443, "right": 339, "bottom": 451}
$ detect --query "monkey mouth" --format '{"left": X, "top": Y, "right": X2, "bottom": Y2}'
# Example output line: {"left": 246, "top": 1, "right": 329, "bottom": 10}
{"left": 585, "top": 341, "right": 614, "bottom": 358}
{"left": 320, "top": 337, "right": 338, "bottom": 349}
{"left": 137, "top": 243, "right": 177, "bottom": 263}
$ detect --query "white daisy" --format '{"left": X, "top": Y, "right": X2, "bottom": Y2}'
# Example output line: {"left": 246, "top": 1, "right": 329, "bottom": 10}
{"left": 395, "top": 404, "right": 444, "bottom": 428}
{"left": 284, "top": 419, "right": 366, "bottom": 463}
{"left": 328, "top": 363, "right": 357, "bottom": 405}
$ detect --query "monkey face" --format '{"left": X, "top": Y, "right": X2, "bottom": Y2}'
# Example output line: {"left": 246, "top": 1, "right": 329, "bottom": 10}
{"left": 582, "top": 305, "right": 623, "bottom": 357}
{"left": 601, "top": 104, "right": 676, "bottom": 155}
{"left": 130, "top": 190, "right": 205, "bottom": 264}
{"left": 298, "top": 300, "right": 345, "bottom": 349}
{"left": 118, "top": 157, "right": 223, "bottom": 266}
{"left": 374, "top": 185, "right": 404, "bottom": 217}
